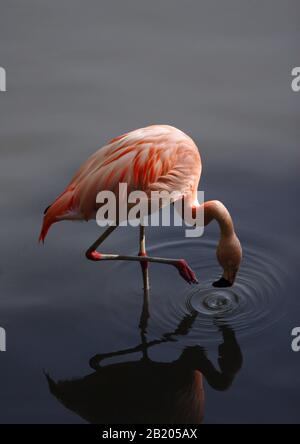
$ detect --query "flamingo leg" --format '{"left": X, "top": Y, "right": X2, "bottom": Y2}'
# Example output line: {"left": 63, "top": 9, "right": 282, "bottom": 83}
{"left": 138, "top": 225, "right": 150, "bottom": 291}
{"left": 85, "top": 225, "right": 118, "bottom": 260}
{"left": 85, "top": 225, "right": 198, "bottom": 285}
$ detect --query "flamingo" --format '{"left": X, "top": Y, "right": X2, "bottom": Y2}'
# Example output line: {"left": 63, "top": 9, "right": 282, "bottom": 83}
{"left": 39, "top": 125, "right": 242, "bottom": 286}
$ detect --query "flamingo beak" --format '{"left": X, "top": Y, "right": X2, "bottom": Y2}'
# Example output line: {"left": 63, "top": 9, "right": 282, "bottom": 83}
{"left": 212, "top": 277, "right": 232, "bottom": 288}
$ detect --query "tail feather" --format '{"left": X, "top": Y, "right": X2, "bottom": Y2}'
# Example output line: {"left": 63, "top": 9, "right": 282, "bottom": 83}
{"left": 39, "top": 214, "right": 54, "bottom": 243}
{"left": 39, "top": 191, "right": 74, "bottom": 243}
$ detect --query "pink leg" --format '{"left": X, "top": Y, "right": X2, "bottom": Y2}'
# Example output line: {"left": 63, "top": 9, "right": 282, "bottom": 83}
{"left": 85, "top": 225, "right": 198, "bottom": 285}
{"left": 175, "top": 259, "right": 198, "bottom": 284}
{"left": 138, "top": 225, "right": 148, "bottom": 272}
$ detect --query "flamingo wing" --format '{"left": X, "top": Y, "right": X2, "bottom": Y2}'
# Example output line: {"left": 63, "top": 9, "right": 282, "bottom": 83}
{"left": 72, "top": 125, "right": 200, "bottom": 219}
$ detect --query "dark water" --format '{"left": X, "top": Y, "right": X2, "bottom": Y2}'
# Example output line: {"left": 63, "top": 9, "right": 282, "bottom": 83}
{"left": 0, "top": 1, "right": 300, "bottom": 423}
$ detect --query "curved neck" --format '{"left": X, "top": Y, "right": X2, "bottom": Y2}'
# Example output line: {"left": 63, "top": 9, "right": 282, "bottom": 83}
{"left": 192, "top": 200, "right": 234, "bottom": 237}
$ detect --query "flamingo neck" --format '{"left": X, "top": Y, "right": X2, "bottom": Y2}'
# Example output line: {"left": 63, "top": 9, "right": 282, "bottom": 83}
{"left": 192, "top": 200, "right": 234, "bottom": 237}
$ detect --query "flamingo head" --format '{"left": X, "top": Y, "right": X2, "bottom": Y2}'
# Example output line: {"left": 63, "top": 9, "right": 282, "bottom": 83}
{"left": 212, "top": 232, "right": 242, "bottom": 288}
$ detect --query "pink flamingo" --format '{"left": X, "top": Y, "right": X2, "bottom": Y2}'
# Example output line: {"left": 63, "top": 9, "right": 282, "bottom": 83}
{"left": 39, "top": 125, "right": 242, "bottom": 286}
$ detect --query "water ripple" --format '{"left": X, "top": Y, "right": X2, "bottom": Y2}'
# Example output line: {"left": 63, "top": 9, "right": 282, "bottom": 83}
{"left": 146, "top": 236, "right": 287, "bottom": 344}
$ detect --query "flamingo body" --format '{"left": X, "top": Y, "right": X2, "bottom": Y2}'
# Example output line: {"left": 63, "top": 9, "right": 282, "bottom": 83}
{"left": 39, "top": 125, "right": 201, "bottom": 242}
{"left": 39, "top": 125, "right": 242, "bottom": 287}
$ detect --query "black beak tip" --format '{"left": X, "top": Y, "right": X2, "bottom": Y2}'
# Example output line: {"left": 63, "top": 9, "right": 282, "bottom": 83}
{"left": 212, "top": 277, "right": 232, "bottom": 288}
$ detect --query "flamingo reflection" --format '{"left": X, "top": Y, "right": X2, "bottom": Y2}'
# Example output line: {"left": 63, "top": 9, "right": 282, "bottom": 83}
{"left": 46, "top": 264, "right": 242, "bottom": 424}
